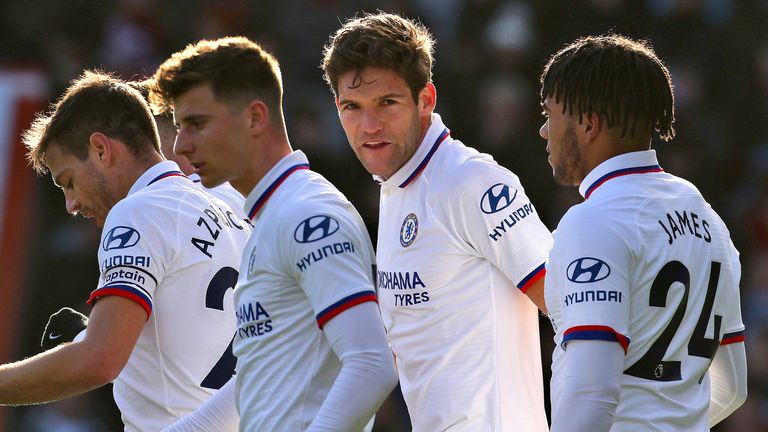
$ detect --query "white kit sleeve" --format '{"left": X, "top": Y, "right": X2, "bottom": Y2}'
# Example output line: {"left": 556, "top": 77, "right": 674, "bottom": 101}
{"left": 550, "top": 340, "right": 624, "bottom": 432}
{"left": 162, "top": 378, "right": 238, "bottom": 432}
{"left": 708, "top": 342, "right": 748, "bottom": 427}
{"left": 307, "top": 301, "right": 398, "bottom": 432}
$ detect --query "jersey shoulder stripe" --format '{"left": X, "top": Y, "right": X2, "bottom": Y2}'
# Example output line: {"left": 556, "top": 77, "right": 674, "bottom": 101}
{"left": 518, "top": 263, "right": 546, "bottom": 293}
{"left": 563, "top": 325, "right": 630, "bottom": 353}
{"left": 315, "top": 290, "right": 377, "bottom": 329}
{"left": 87, "top": 284, "right": 153, "bottom": 319}
{"left": 721, "top": 330, "right": 745, "bottom": 345}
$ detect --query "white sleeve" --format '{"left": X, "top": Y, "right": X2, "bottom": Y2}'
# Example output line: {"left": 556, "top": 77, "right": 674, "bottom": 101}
{"left": 449, "top": 163, "right": 552, "bottom": 293}
{"left": 307, "top": 301, "right": 398, "bottom": 432}
{"left": 162, "top": 378, "right": 238, "bottom": 432}
{"left": 551, "top": 340, "right": 624, "bottom": 432}
{"left": 708, "top": 342, "right": 748, "bottom": 427}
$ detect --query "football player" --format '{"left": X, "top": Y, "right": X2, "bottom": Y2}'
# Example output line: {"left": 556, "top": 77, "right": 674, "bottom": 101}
{"left": 151, "top": 37, "right": 397, "bottom": 431}
{"left": 539, "top": 34, "right": 748, "bottom": 431}
{"left": 322, "top": 13, "right": 552, "bottom": 431}
{"left": 18, "top": 71, "right": 249, "bottom": 431}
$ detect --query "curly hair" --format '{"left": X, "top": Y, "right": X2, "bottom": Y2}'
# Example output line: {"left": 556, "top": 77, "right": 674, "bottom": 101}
{"left": 540, "top": 34, "right": 675, "bottom": 141}
{"left": 321, "top": 12, "right": 434, "bottom": 102}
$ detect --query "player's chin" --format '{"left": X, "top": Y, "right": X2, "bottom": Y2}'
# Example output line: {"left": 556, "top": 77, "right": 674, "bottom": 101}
{"left": 359, "top": 157, "right": 394, "bottom": 179}
{"left": 199, "top": 173, "right": 226, "bottom": 189}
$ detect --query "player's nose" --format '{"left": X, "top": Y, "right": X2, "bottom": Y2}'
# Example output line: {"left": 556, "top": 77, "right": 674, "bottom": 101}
{"left": 539, "top": 120, "right": 549, "bottom": 140}
{"left": 174, "top": 132, "right": 192, "bottom": 157}
{"left": 360, "top": 109, "right": 384, "bottom": 134}
{"left": 65, "top": 195, "right": 80, "bottom": 215}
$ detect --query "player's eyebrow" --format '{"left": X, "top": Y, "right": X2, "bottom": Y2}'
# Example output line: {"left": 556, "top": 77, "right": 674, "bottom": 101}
{"left": 541, "top": 100, "right": 551, "bottom": 112}
{"left": 177, "top": 113, "right": 208, "bottom": 124}
{"left": 338, "top": 92, "right": 406, "bottom": 106}
{"left": 377, "top": 92, "right": 406, "bottom": 100}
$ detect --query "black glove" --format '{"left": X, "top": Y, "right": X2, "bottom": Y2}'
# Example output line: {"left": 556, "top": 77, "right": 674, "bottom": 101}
{"left": 40, "top": 307, "right": 88, "bottom": 351}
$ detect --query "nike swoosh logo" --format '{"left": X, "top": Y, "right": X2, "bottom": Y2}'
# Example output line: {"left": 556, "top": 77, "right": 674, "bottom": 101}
{"left": 48, "top": 333, "right": 62, "bottom": 340}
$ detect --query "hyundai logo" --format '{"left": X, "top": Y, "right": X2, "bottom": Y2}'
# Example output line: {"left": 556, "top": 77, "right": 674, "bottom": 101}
{"left": 567, "top": 257, "right": 611, "bottom": 283}
{"left": 480, "top": 183, "right": 518, "bottom": 214}
{"left": 294, "top": 215, "right": 340, "bottom": 243}
{"left": 102, "top": 226, "right": 141, "bottom": 251}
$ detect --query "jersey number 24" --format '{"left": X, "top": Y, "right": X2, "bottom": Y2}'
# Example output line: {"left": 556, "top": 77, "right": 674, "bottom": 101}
{"left": 624, "top": 261, "right": 722, "bottom": 381}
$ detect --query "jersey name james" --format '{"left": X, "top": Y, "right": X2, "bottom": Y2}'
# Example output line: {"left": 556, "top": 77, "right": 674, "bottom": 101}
{"left": 546, "top": 151, "right": 745, "bottom": 431}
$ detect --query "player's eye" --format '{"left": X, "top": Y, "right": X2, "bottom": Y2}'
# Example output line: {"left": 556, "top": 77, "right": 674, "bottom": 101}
{"left": 342, "top": 103, "right": 358, "bottom": 111}
{"left": 382, "top": 99, "right": 396, "bottom": 106}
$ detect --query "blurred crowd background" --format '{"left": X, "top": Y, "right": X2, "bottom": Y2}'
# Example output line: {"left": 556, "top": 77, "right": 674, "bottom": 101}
{"left": 1, "top": 0, "right": 766, "bottom": 430}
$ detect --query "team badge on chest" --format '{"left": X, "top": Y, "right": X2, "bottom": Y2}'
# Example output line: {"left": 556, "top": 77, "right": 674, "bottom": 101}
{"left": 399, "top": 213, "right": 418, "bottom": 247}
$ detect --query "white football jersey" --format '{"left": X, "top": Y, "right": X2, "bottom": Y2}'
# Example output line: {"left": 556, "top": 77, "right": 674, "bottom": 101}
{"left": 188, "top": 173, "right": 249, "bottom": 225}
{"left": 89, "top": 161, "right": 250, "bottom": 432}
{"left": 233, "top": 151, "right": 377, "bottom": 432}
{"left": 546, "top": 150, "right": 745, "bottom": 431}
{"left": 375, "top": 114, "right": 551, "bottom": 431}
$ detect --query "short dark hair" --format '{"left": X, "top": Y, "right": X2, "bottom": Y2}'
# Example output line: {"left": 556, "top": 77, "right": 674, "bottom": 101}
{"left": 23, "top": 70, "right": 161, "bottom": 174}
{"left": 540, "top": 34, "right": 675, "bottom": 141}
{"left": 150, "top": 36, "right": 283, "bottom": 119}
{"left": 321, "top": 12, "right": 434, "bottom": 101}
{"left": 128, "top": 80, "right": 173, "bottom": 122}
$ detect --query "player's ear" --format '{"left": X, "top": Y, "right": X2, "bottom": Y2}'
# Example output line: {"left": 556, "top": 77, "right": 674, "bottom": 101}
{"left": 582, "top": 112, "right": 602, "bottom": 143}
{"left": 89, "top": 132, "right": 114, "bottom": 167}
{"left": 246, "top": 100, "right": 269, "bottom": 134}
{"left": 418, "top": 82, "right": 436, "bottom": 116}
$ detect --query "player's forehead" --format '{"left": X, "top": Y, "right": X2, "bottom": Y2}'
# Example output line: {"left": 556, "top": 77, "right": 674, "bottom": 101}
{"left": 337, "top": 67, "right": 410, "bottom": 101}
{"left": 172, "top": 83, "right": 224, "bottom": 119}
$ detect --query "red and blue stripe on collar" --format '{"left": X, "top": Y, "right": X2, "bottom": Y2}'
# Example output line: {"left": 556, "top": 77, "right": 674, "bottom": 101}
{"left": 584, "top": 165, "right": 663, "bottom": 199}
{"left": 147, "top": 170, "right": 187, "bottom": 186}
{"left": 247, "top": 163, "right": 310, "bottom": 220}
{"left": 399, "top": 128, "right": 450, "bottom": 188}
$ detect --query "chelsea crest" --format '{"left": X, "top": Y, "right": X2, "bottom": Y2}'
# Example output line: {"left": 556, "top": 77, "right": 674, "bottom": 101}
{"left": 400, "top": 213, "right": 418, "bottom": 247}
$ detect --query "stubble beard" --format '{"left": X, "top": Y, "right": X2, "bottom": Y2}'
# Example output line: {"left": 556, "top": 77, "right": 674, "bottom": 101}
{"left": 553, "top": 126, "right": 583, "bottom": 187}
{"left": 91, "top": 171, "right": 120, "bottom": 227}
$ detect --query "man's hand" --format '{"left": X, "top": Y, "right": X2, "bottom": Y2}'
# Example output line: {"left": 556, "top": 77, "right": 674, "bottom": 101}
{"left": 41, "top": 307, "right": 88, "bottom": 351}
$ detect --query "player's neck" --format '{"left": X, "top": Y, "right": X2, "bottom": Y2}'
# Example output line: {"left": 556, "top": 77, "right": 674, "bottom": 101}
{"left": 230, "top": 131, "right": 293, "bottom": 197}
{"left": 579, "top": 134, "right": 651, "bottom": 182}
{"left": 116, "top": 152, "right": 165, "bottom": 197}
